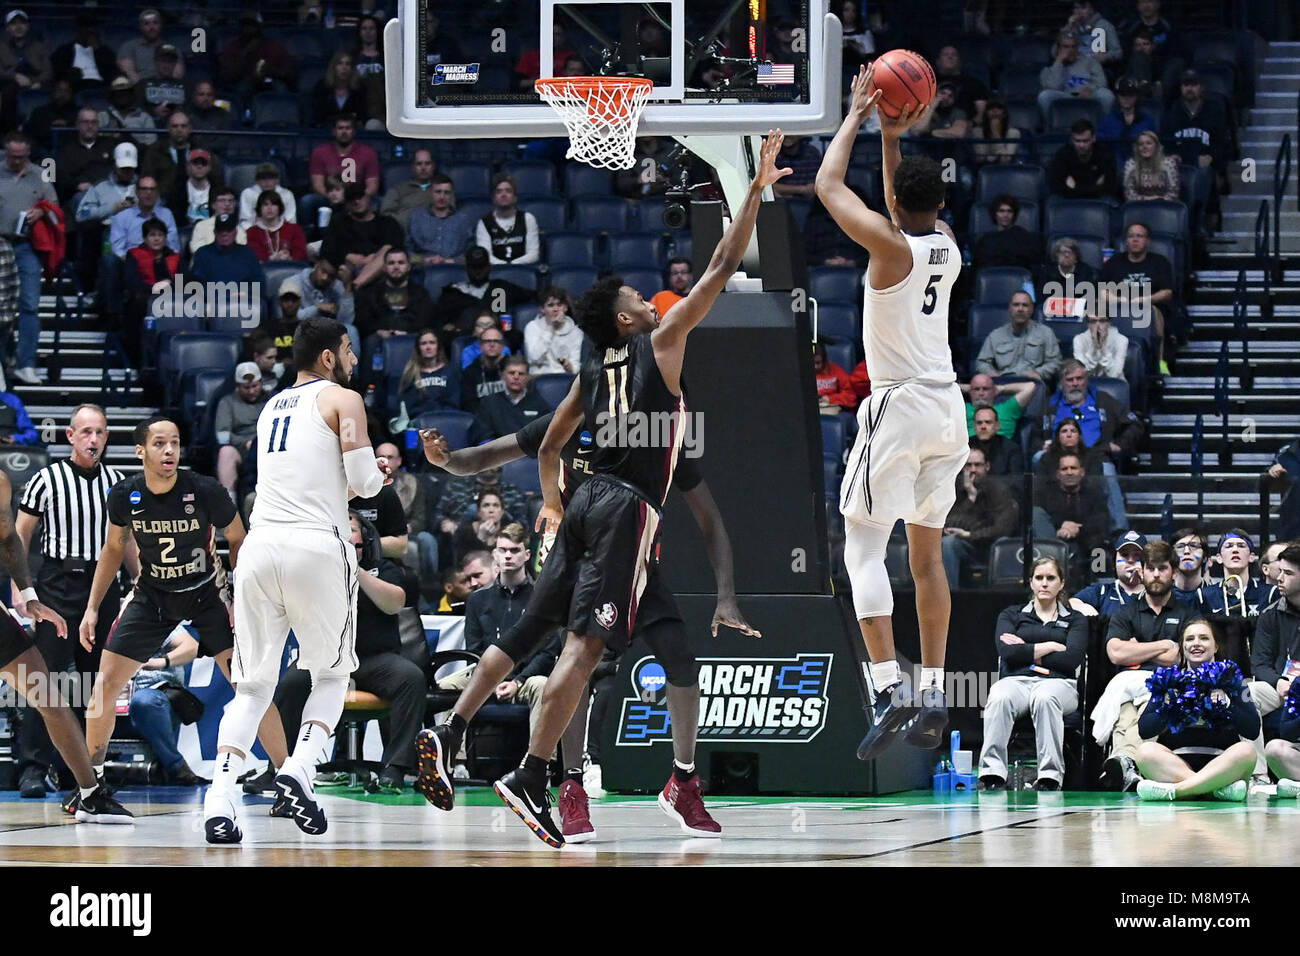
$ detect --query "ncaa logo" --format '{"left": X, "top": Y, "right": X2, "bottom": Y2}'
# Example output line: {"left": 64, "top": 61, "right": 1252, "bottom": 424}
{"left": 578, "top": 430, "right": 593, "bottom": 447}
{"left": 129, "top": 490, "right": 142, "bottom": 505}
{"left": 635, "top": 660, "right": 666, "bottom": 703}
{"left": 595, "top": 602, "right": 618, "bottom": 629}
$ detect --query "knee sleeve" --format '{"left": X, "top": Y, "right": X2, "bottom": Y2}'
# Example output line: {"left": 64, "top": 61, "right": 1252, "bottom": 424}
{"left": 844, "top": 519, "right": 894, "bottom": 619}
{"left": 216, "top": 684, "right": 275, "bottom": 755}
{"left": 301, "top": 674, "right": 350, "bottom": 732}
{"left": 496, "top": 615, "right": 561, "bottom": 665}
{"left": 640, "top": 618, "right": 699, "bottom": 687}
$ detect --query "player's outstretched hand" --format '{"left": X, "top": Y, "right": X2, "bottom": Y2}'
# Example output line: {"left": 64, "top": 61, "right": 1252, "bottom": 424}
{"left": 879, "top": 99, "right": 927, "bottom": 140}
{"left": 712, "top": 597, "right": 761, "bottom": 638}
{"left": 420, "top": 428, "right": 450, "bottom": 467}
{"left": 848, "top": 63, "right": 884, "bottom": 123}
{"left": 755, "top": 130, "right": 794, "bottom": 190}
{"left": 536, "top": 502, "right": 563, "bottom": 537}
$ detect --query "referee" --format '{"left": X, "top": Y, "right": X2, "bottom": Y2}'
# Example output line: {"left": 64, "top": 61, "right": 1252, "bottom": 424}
{"left": 10, "top": 404, "right": 138, "bottom": 798}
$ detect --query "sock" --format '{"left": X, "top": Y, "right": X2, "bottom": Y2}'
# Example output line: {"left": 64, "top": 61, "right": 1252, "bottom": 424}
{"left": 80, "top": 785, "right": 97, "bottom": 800}
{"left": 565, "top": 768, "right": 584, "bottom": 784}
{"left": 288, "top": 722, "right": 329, "bottom": 771}
{"left": 920, "top": 667, "right": 944, "bottom": 692}
{"left": 869, "top": 660, "right": 900, "bottom": 691}
{"left": 445, "top": 713, "right": 467, "bottom": 738}
{"left": 92, "top": 762, "right": 104, "bottom": 780}
{"left": 673, "top": 760, "right": 696, "bottom": 782}
{"left": 521, "top": 753, "right": 548, "bottom": 778}
{"left": 212, "top": 750, "right": 245, "bottom": 794}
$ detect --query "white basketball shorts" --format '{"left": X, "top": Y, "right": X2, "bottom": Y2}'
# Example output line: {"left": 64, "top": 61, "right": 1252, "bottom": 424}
{"left": 231, "top": 525, "right": 359, "bottom": 686}
{"left": 839, "top": 381, "right": 970, "bottom": 528}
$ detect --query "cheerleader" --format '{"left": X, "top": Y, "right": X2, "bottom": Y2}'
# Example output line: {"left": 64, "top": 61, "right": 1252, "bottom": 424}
{"left": 1134, "top": 616, "right": 1258, "bottom": 801}
{"left": 1265, "top": 679, "right": 1300, "bottom": 796}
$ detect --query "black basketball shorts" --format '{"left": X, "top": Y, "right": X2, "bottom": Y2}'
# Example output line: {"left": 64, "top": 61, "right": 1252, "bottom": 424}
{"left": 105, "top": 581, "right": 235, "bottom": 663}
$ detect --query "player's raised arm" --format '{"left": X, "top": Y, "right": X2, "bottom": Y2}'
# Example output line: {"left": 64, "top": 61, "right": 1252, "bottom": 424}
{"left": 420, "top": 427, "right": 526, "bottom": 475}
{"left": 652, "top": 130, "right": 792, "bottom": 352}
{"left": 536, "top": 377, "right": 584, "bottom": 534}
{"left": 878, "top": 96, "right": 956, "bottom": 243}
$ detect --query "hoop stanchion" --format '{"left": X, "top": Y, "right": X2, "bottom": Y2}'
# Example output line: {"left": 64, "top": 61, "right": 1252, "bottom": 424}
{"left": 534, "top": 76, "right": 654, "bottom": 171}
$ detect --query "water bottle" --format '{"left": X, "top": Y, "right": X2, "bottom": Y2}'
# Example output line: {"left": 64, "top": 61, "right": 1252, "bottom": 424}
{"left": 404, "top": 427, "right": 419, "bottom": 470}
{"left": 364, "top": 382, "right": 376, "bottom": 408}
{"left": 318, "top": 206, "right": 332, "bottom": 229}
{"left": 372, "top": 350, "right": 384, "bottom": 372}
{"left": 394, "top": 142, "right": 405, "bottom": 159}
{"left": 499, "top": 313, "right": 513, "bottom": 332}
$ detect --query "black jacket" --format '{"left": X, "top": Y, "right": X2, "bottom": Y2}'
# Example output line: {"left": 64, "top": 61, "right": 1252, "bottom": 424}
{"left": 1034, "top": 476, "right": 1109, "bottom": 553}
{"left": 994, "top": 600, "right": 1087, "bottom": 681}
{"left": 320, "top": 211, "right": 405, "bottom": 269}
{"left": 50, "top": 42, "right": 117, "bottom": 89}
{"left": 970, "top": 434, "right": 1024, "bottom": 476}
{"left": 1105, "top": 595, "right": 1193, "bottom": 671}
{"left": 355, "top": 558, "right": 415, "bottom": 658}
{"left": 55, "top": 137, "right": 119, "bottom": 204}
{"left": 464, "top": 575, "right": 561, "bottom": 681}
{"left": 1250, "top": 596, "right": 1300, "bottom": 689}
{"left": 972, "top": 225, "right": 1043, "bottom": 272}
{"left": 355, "top": 280, "right": 435, "bottom": 340}
{"left": 1048, "top": 144, "right": 1119, "bottom": 200}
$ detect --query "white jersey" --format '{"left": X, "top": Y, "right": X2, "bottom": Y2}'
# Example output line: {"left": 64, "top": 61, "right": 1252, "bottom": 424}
{"left": 248, "top": 378, "right": 349, "bottom": 536}
{"left": 862, "top": 229, "right": 961, "bottom": 389}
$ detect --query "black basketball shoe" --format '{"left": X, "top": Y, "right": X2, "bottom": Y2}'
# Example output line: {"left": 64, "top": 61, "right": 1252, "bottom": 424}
{"left": 274, "top": 765, "right": 328, "bottom": 835}
{"left": 495, "top": 766, "right": 564, "bottom": 849}
{"left": 414, "top": 725, "right": 459, "bottom": 811}
{"left": 856, "top": 682, "right": 918, "bottom": 761}
{"left": 903, "top": 686, "right": 949, "bottom": 749}
{"left": 75, "top": 786, "right": 134, "bottom": 825}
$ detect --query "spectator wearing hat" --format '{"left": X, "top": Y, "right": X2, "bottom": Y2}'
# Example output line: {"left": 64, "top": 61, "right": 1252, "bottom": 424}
{"left": 56, "top": 106, "right": 117, "bottom": 207}
{"left": 292, "top": 259, "right": 355, "bottom": 325}
{"left": 268, "top": 276, "right": 304, "bottom": 357}
{"left": 238, "top": 163, "right": 295, "bottom": 228}
{"left": 1070, "top": 530, "right": 1148, "bottom": 619}
{"left": 1160, "top": 69, "right": 1230, "bottom": 179}
{"left": 246, "top": 190, "right": 306, "bottom": 262}
{"left": 215, "top": 362, "right": 271, "bottom": 501}
{"left": 142, "top": 111, "right": 218, "bottom": 199}
{"left": 1098, "top": 77, "right": 1157, "bottom": 157}
{"left": 187, "top": 81, "right": 231, "bottom": 132}
{"left": 971, "top": 194, "right": 1043, "bottom": 272}
{"left": 309, "top": 113, "right": 380, "bottom": 198}
{"left": 1048, "top": 119, "right": 1118, "bottom": 201}
{"left": 433, "top": 246, "right": 536, "bottom": 339}
{"left": 381, "top": 149, "right": 439, "bottom": 229}
{"left": 218, "top": 10, "right": 293, "bottom": 96}
{"left": 24, "top": 76, "right": 76, "bottom": 150}
{"left": 117, "top": 7, "right": 164, "bottom": 84}
{"left": 1121, "top": 22, "right": 1184, "bottom": 104}
{"left": 167, "top": 148, "right": 223, "bottom": 227}
{"left": 0, "top": 9, "right": 49, "bottom": 89}
{"left": 0, "top": 132, "right": 54, "bottom": 385}
{"left": 51, "top": 13, "right": 117, "bottom": 92}
{"left": 406, "top": 173, "right": 474, "bottom": 265}
{"left": 474, "top": 173, "right": 540, "bottom": 266}
{"left": 142, "top": 42, "right": 187, "bottom": 123}
{"left": 100, "top": 75, "right": 155, "bottom": 146}
{"left": 189, "top": 186, "right": 247, "bottom": 254}
{"left": 76, "top": 141, "right": 139, "bottom": 227}
{"left": 192, "top": 213, "right": 262, "bottom": 292}
{"left": 321, "top": 182, "right": 404, "bottom": 290}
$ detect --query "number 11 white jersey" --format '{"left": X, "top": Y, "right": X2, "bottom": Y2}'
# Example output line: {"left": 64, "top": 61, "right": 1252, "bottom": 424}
{"left": 862, "top": 229, "right": 961, "bottom": 390}
{"left": 248, "top": 379, "right": 350, "bottom": 536}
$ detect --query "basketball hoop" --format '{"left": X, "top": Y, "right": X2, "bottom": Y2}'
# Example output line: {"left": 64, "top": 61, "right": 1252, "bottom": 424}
{"left": 534, "top": 76, "right": 654, "bottom": 171}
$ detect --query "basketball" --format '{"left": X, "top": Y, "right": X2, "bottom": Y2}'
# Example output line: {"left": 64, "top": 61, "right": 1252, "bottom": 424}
{"left": 868, "top": 50, "right": 937, "bottom": 120}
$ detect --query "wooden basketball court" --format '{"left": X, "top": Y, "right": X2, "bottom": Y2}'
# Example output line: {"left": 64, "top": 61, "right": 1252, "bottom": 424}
{"left": 1, "top": 785, "right": 1297, "bottom": 867}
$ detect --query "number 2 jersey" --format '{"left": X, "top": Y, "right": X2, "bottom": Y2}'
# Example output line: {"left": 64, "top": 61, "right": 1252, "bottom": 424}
{"left": 577, "top": 331, "right": 687, "bottom": 508}
{"left": 107, "top": 469, "right": 235, "bottom": 595}
{"left": 863, "top": 228, "right": 961, "bottom": 389}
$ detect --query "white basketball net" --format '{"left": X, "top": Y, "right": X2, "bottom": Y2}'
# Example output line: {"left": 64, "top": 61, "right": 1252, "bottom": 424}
{"left": 535, "top": 77, "right": 653, "bottom": 171}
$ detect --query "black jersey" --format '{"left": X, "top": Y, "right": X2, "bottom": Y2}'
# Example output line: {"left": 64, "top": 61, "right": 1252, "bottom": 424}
{"left": 516, "top": 409, "right": 701, "bottom": 508}
{"left": 579, "top": 332, "right": 686, "bottom": 507}
{"left": 107, "top": 470, "right": 236, "bottom": 593}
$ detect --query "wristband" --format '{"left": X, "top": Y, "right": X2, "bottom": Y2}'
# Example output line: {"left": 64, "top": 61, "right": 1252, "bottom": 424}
{"left": 18, "top": 587, "right": 36, "bottom": 606}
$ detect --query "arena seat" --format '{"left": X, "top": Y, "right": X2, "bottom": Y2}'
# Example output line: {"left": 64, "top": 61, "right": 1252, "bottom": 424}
{"left": 885, "top": 537, "right": 912, "bottom": 589}
{"left": 531, "top": 373, "right": 574, "bottom": 410}
{"left": 571, "top": 197, "right": 631, "bottom": 234}
{"left": 423, "top": 264, "right": 463, "bottom": 297}
{"left": 545, "top": 232, "right": 601, "bottom": 268}
{"left": 382, "top": 160, "right": 414, "bottom": 192}
{"left": 251, "top": 92, "right": 302, "bottom": 129}
{"left": 381, "top": 335, "right": 417, "bottom": 383}
{"left": 1006, "top": 99, "right": 1042, "bottom": 136}
{"left": 808, "top": 266, "right": 862, "bottom": 305}
{"left": 261, "top": 261, "right": 308, "bottom": 300}
{"left": 968, "top": 304, "right": 1010, "bottom": 349}
{"left": 187, "top": 368, "right": 230, "bottom": 433}
{"left": 1044, "top": 198, "right": 1113, "bottom": 241}
{"left": 493, "top": 264, "right": 538, "bottom": 291}
{"left": 999, "top": 63, "right": 1047, "bottom": 101}
{"left": 823, "top": 458, "right": 841, "bottom": 498}
{"left": 411, "top": 411, "right": 475, "bottom": 451}
{"left": 501, "top": 457, "right": 542, "bottom": 495}
{"left": 974, "top": 267, "right": 1033, "bottom": 307}
{"left": 1044, "top": 233, "right": 1104, "bottom": 270}
{"left": 0, "top": 447, "right": 50, "bottom": 512}
{"left": 503, "top": 161, "right": 558, "bottom": 198}
{"left": 1120, "top": 200, "right": 1188, "bottom": 240}
{"left": 635, "top": 198, "right": 669, "bottom": 232}
{"left": 620, "top": 269, "right": 662, "bottom": 299}
{"left": 976, "top": 164, "right": 1046, "bottom": 203}
{"left": 819, "top": 415, "right": 846, "bottom": 463}
{"left": 548, "top": 267, "right": 599, "bottom": 296}
{"left": 513, "top": 304, "right": 541, "bottom": 330}
{"left": 817, "top": 304, "right": 858, "bottom": 344}
{"left": 987, "top": 537, "right": 1071, "bottom": 588}
{"left": 457, "top": 199, "right": 493, "bottom": 226}
{"left": 1091, "top": 376, "right": 1130, "bottom": 415}
{"left": 563, "top": 164, "right": 616, "bottom": 198}
{"left": 608, "top": 234, "right": 665, "bottom": 270}
{"left": 443, "top": 163, "right": 493, "bottom": 201}
{"left": 164, "top": 334, "right": 241, "bottom": 406}
{"left": 824, "top": 341, "right": 856, "bottom": 377}
{"left": 527, "top": 198, "right": 567, "bottom": 233}
{"left": 1046, "top": 98, "right": 1103, "bottom": 133}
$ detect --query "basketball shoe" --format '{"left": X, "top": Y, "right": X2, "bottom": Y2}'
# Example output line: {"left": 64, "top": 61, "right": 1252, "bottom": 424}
{"left": 856, "top": 682, "right": 918, "bottom": 760}
{"left": 559, "top": 779, "right": 596, "bottom": 843}
{"left": 414, "top": 725, "right": 458, "bottom": 811}
{"left": 658, "top": 773, "right": 722, "bottom": 837}
{"left": 495, "top": 765, "right": 564, "bottom": 848}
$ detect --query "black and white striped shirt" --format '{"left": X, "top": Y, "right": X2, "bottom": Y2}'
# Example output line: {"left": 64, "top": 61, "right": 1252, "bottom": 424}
{"left": 18, "top": 460, "right": 124, "bottom": 561}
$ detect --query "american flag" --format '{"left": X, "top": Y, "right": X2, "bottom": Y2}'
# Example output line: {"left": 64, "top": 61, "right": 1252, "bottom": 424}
{"left": 756, "top": 62, "right": 795, "bottom": 85}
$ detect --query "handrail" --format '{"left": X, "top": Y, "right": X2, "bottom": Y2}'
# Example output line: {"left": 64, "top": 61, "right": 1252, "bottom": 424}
{"left": 1191, "top": 412, "right": 1204, "bottom": 478}
{"left": 98, "top": 333, "right": 132, "bottom": 408}
{"left": 1275, "top": 134, "right": 1291, "bottom": 271}
{"left": 1260, "top": 473, "right": 1273, "bottom": 550}
{"left": 1232, "top": 267, "right": 1248, "bottom": 335}
{"left": 1255, "top": 199, "right": 1270, "bottom": 268}
{"left": 1160, "top": 493, "right": 1175, "bottom": 544}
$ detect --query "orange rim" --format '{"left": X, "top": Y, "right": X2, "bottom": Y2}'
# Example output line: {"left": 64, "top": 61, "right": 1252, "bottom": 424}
{"left": 535, "top": 76, "right": 654, "bottom": 122}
